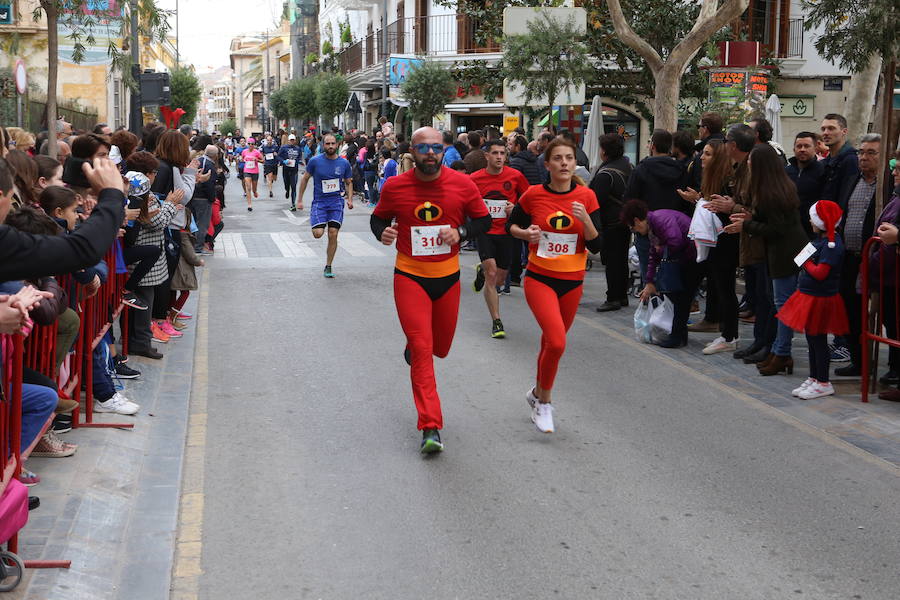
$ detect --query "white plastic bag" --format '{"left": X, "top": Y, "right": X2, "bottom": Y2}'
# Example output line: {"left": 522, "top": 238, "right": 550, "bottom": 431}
{"left": 648, "top": 296, "right": 675, "bottom": 344}
{"left": 633, "top": 300, "right": 654, "bottom": 344}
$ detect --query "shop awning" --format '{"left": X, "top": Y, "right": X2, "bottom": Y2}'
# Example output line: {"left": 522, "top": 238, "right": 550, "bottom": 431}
{"left": 537, "top": 108, "right": 560, "bottom": 126}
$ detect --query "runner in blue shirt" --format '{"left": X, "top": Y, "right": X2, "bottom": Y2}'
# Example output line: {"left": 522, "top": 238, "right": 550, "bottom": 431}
{"left": 278, "top": 134, "right": 303, "bottom": 210}
{"left": 259, "top": 133, "right": 280, "bottom": 198}
{"left": 298, "top": 132, "right": 354, "bottom": 278}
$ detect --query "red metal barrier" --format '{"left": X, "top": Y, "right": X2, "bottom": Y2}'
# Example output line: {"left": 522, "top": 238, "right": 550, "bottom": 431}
{"left": 860, "top": 235, "right": 900, "bottom": 403}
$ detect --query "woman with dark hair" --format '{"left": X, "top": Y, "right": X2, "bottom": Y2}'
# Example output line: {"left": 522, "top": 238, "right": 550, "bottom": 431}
{"left": 362, "top": 141, "right": 379, "bottom": 206}
{"left": 507, "top": 138, "right": 603, "bottom": 433}
{"left": 724, "top": 143, "right": 808, "bottom": 375}
{"left": 5, "top": 149, "right": 39, "bottom": 207}
{"left": 141, "top": 123, "right": 167, "bottom": 153}
{"left": 33, "top": 155, "right": 63, "bottom": 198}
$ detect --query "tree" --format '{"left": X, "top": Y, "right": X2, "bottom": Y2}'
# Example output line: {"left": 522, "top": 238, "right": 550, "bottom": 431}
{"left": 803, "top": 0, "right": 899, "bottom": 212}
{"left": 605, "top": 0, "right": 749, "bottom": 130}
{"left": 32, "top": 0, "right": 169, "bottom": 157}
{"left": 269, "top": 87, "right": 290, "bottom": 122}
{"left": 401, "top": 61, "right": 456, "bottom": 126}
{"left": 287, "top": 78, "right": 317, "bottom": 122}
{"left": 503, "top": 13, "right": 594, "bottom": 126}
{"left": 219, "top": 118, "right": 237, "bottom": 136}
{"left": 315, "top": 73, "right": 349, "bottom": 125}
{"left": 169, "top": 66, "right": 202, "bottom": 125}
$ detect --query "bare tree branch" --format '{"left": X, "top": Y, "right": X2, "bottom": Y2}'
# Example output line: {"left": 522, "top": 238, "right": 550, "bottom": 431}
{"left": 605, "top": 0, "right": 664, "bottom": 73}
{"left": 669, "top": 0, "right": 750, "bottom": 68}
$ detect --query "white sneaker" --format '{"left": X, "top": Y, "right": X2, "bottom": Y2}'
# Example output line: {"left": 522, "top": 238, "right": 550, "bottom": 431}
{"left": 533, "top": 402, "right": 555, "bottom": 433}
{"left": 525, "top": 388, "right": 538, "bottom": 409}
{"left": 94, "top": 392, "right": 140, "bottom": 415}
{"left": 799, "top": 381, "right": 835, "bottom": 400}
{"left": 702, "top": 336, "right": 738, "bottom": 355}
{"left": 792, "top": 377, "right": 816, "bottom": 397}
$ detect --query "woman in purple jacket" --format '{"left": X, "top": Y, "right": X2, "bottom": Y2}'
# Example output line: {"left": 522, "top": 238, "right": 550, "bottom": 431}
{"left": 622, "top": 198, "right": 700, "bottom": 348}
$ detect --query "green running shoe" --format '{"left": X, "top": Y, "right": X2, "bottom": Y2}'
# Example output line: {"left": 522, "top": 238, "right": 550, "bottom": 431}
{"left": 324, "top": 265, "right": 334, "bottom": 278}
{"left": 420, "top": 429, "right": 443, "bottom": 454}
{"left": 472, "top": 263, "right": 485, "bottom": 293}
{"left": 491, "top": 318, "right": 506, "bottom": 339}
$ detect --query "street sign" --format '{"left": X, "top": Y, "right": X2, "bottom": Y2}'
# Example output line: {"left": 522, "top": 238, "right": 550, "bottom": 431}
{"left": 345, "top": 92, "right": 361, "bottom": 114}
{"left": 14, "top": 60, "right": 26, "bottom": 94}
{"left": 779, "top": 95, "right": 815, "bottom": 118}
{"left": 503, "top": 115, "right": 520, "bottom": 136}
{"left": 0, "top": 3, "right": 12, "bottom": 25}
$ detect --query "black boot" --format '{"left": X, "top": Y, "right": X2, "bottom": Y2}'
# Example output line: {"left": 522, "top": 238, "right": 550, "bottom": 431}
{"left": 742, "top": 345, "right": 771, "bottom": 364}
{"left": 733, "top": 342, "right": 763, "bottom": 360}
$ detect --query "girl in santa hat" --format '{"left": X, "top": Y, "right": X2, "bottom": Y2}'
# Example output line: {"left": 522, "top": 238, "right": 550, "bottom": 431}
{"left": 776, "top": 200, "right": 849, "bottom": 399}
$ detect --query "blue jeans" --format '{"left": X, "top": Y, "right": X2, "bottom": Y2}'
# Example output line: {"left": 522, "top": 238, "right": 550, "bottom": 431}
{"left": 364, "top": 172, "right": 379, "bottom": 204}
{"left": 92, "top": 343, "right": 115, "bottom": 402}
{"left": 771, "top": 273, "right": 798, "bottom": 356}
{"left": 20, "top": 383, "right": 57, "bottom": 453}
{"left": 634, "top": 233, "right": 650, "bottom": 285}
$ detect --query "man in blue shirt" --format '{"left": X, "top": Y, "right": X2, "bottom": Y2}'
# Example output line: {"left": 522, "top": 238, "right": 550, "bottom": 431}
{"left": 298, "top": 133, "right": 354, "bottom": 278}
{"left": 259, "top": 133, "right": 280, "bottom": 198}
{"left": 441, "top": 130, "right": 461, "bottom": 166}
{"left": 278, "top": 134, "right": 303, "bottom": 211}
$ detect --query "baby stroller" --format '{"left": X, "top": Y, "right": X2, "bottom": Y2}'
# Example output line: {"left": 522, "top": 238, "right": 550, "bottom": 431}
{"left": 627, "top": 245, "right": 642, "bottom": 298}
{"left": 0, "top": 479, "right": 27, "bottom": 591}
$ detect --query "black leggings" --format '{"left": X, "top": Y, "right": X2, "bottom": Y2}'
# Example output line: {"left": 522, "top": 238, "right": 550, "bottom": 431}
{"left": 806, "top": 334, "right": 830, "bottom": 383}
{"left": 122, "top": 244, "right": 162, "bottom": 292}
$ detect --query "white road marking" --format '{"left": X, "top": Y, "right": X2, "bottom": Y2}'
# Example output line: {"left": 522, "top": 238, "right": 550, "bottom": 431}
{"left": 270, "top": 232, "right": 316, "bottom": 257}
{"left": 339, "top": 232, "right": 384, "bottom": 256}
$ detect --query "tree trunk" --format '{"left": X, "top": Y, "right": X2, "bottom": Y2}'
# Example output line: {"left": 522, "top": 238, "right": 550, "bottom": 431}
{"left": 653, "top": 64, "right": 682, "bottom": 131}
{"left": 874, "top": 59, "right": 896, "bottom": 217}
{"left": 844, "top": 55, "right": 882, "bottom": 144}
{"left": 44, "top": 1, "right": 59, "bottom": 160}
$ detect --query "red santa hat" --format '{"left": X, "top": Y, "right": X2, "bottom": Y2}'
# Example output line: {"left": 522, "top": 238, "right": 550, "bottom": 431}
{"left": 809, "top": 200, "right": 843, "bottom": 248}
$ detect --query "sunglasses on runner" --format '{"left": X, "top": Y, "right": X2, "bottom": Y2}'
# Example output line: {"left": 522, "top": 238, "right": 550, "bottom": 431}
{"left": 413, "top": 143, "right": 444, "bottom": 154}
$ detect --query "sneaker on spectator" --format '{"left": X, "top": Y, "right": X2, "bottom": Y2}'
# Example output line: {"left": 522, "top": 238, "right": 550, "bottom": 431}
{"left": 157, "top": 320, "right": 183, "bottom": 338}
{"left": 688, "top": 319, "right": 719, "bottom": 333}
{"left": 51, "top": 414, "right": 73, "bottom": 434}
{"left": 115, "top": 362, "right": 141, "bottom": 379}
{"left": 55, "top": 396, "right": 78, "bottom": 414}
{"left": 792, "top": 377, "right": 816, "bottom": 397}
{"left": 18, "top": 468, "right": 40, "bottom": 487}
{"left": 798, "top": 381, "right": 835, "bottom": 400}
{"left": 130, "top": 346, "right": 163, "bottom": 359}
{"left": 31, "top": 431, "right": 77, "bottom": 457}
{"left": 94, "top": 392, "right": 140, "bottom": 415}
{"left": 828, "top": 343, "right": 851, "bottom": 362}
{"left": 177, "top": 311, "right": 193, "bottom": 319}
{"left": 150, "top": 322, "right": 170, "bottom": 343}
{"left": 702, "top": 337, "right": 738, "bottom": 355}
{"left": 169, "top": 318, "right": 188, "bottom": 331}
{"left": 122, "top": 292, "right": 149, "bottom": 310}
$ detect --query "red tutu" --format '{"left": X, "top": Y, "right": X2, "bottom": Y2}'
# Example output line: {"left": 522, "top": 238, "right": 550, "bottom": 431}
{"left": 776, "top": 291, "right": 848, "bottom": 335}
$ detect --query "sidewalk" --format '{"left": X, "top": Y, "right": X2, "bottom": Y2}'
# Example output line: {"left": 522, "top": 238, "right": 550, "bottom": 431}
{"left": 9, "top": 285, "right": 201, "bottom": 599}
{"left": 579, "top": 265, "right": 900, "bottom": 468}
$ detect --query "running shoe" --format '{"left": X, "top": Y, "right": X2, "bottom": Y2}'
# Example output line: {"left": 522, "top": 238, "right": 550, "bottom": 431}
{"left": 500, "top": 287, "right": 511, "bottom": 295}
{"left": 702, "top": 337, "right": 738, "bottom": 355}
{"left": 94, "top": 392, "right": 140, "bottom": 415}
{"left": 491, "top": 318, "right": 506, "bottom": 339}
{"left": 420, "top": 429, "right": 443, "bottom": 454}
{"left": 150, "top": 322, "right": 170, "bottom": 343}
{"left": 472, "top": 263, "right": 485, "bottom": 293}
{"left": 31, "top": 431, "right": 77, "bottom": 457}
{"left": 122, "top": 292, "right": 148, "bottom": 310}
{"left": 269, "top": 190, "right": 273, "bottom": 198}
{"left": 158, "top": 320, "right": 183, "bottom": 338}
{"left": 247, "top": 206, "right": 253, "bottom": 212}
{"left": 791, "top": 377, "right": 815, "bottom": 397}
{"left": 828, "top": 344, "right": 851, "bottom": 362}
{"left": 290, "top": 206, "right": 296, "bottom": 212}
{"left": 18, "top": 468, "right": 40, "bottom": 487}
{"left": 177, "top": 311, "right": 193, "bottom": 319}
{"left": 533, "top": 402, "right": 555, "bottom": 433}
{"left": 324, "top": 265, "right": 334, "bottom": 278}
{"left": 51, "top": 414, "right": 73, "bottom": 434}
{"left": 115, "top": 362, "right": 141, "bottom": 379}
{"left": 525, "top": 387, "right": 538, "bottom": 409}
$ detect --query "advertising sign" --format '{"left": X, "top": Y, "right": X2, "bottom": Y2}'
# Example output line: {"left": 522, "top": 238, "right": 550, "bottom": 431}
{"left": 503, "top": 115, "right": 520, "bottom": 136}
{"left": 389, "top": 57, "right": 423, "bottom": 87}
{"left": 708, "top": 68, "right": 770, "bottom": 108}
{"left": 0, "top": 4, "right": 13, "bottom": 24}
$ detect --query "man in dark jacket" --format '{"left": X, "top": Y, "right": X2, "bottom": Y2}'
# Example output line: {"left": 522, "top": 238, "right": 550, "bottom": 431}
{"left": 688, "top": 112, "right": 725, "bottom": 190}
{"left": 786, "top": 131, "right": 825, "bottom": 239}
{"left": 834, "top": 134, "right": 892, "bottom": 377}
{"left": 624, "top": 129, "right": 687, "bottom": 280}
{"left": 463, "top": 131, "right": 487, "bottom": 174}
{"left": 590, "top": 133, "right": 633, "bottom": 311}
{"left": 1, "top": 157, "right": 125, "bottom": 281}
{"left": 509, "top": 135, "right": 542, "bottom": 185}
{"left": 820, "top": 113, "right": 860, "bottom": 203}
{"left": 190, "top": 145, "right": 218, "bottom": 252}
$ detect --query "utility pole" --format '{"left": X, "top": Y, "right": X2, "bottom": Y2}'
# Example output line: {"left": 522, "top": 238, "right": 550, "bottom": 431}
{"left": 129, "top": 0, "right": 142, "bottom": 134}
{"left": 381, "top": 0, "right": 388, "bottom": 119}
{"left": 175, "top": 0, "right": 179, "bottom": 67}
{"left": 264, "top": 30, "right": 271, "bottom": 132}
{"left": 238, "top": 64, "right": 244, "bottom": 135}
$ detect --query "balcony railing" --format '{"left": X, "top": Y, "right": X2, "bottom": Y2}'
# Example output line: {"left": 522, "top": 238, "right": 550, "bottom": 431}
{"left": 338, "top": 13, "right": 500, "bottom": 75}
{"left": 782, "top": 18, "right": 803, "bottom": 59}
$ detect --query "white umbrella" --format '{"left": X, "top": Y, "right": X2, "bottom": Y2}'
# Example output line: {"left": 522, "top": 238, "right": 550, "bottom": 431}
{"left": 765, "top": 94, "right": 782, "bottom": 148}
{"left": 582, "top": 95, "right": 604, "bottom": 172}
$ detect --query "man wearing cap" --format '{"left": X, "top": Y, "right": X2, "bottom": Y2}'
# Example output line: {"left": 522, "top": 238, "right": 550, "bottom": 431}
{"left": 278, "top": 134, "right": 303, "bottom": 211}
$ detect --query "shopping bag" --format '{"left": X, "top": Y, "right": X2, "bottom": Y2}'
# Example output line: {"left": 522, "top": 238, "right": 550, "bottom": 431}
{"left": 633, "top": 298, "right": 654, "bottom": 344}
{"left": 649, "top": 296, "right": 675, "bottom": 344}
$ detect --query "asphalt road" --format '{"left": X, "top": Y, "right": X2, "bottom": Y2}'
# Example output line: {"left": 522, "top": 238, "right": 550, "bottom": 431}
{"left": 192, "top": 175, "right": 900, "bottom": 599}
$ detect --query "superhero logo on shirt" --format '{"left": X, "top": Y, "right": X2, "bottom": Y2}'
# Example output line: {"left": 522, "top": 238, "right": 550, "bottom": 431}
{"left": 415, "top": 201, "right": 443, "bottom": 222}
{"left": 546, "top": 211, "right": 573, "bottom": 230}
{"left": 503, "top": 181, "right": 512, "bottom": 191}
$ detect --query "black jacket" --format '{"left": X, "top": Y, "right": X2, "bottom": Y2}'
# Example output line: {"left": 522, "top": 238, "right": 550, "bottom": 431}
{"left": 624, "top": 155, "right": 688, "bottom": 213}
{"left": 575, "top": 145, "right": 590, "bottom": 169}
{"left": 509, "top": 150, "right": 543, "bottom": 185}
{"left": 786, "top": 157, "right": 825, "bottom": 239}
{"left": 192, "top": 155, "right": 217, "bottom": 200}
{"left": 0, "top": 188, "right": 125, "bottom": 281}
{"left": 589, "top": 156, "right": 633, "bottom": 226}
{"left": 821, "top": 143, "right": 860, "bottom": 203}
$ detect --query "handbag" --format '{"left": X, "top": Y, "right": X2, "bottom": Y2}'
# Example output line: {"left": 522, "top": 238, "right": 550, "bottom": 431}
{"left": 656, "top": 248, "right": 683, "bottom": 293}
